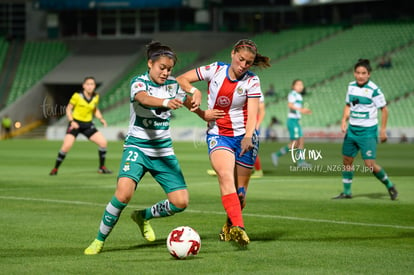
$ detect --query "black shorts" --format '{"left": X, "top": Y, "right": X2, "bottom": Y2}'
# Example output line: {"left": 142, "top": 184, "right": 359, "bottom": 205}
{"left": 66, "top": 120, "right": 98, "bottom": 139}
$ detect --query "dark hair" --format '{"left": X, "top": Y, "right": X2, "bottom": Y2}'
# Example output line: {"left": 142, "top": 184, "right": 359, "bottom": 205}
{"left": 291, "top": 79, "right": 303, "bottom": 87}
{"left": 354, "top": 58, "right": 372, "bottom": 73}
{"left": 233, "top": 39, "right": 271, "bottom": 68}
{"left": 83, "top": 76, "right": 96, "bottom": 84}
{"left": 146, "top": 41, "right": 177, "bottom": 65}
{"left": 82, "top": 76, "right": 97, "bottom": 96}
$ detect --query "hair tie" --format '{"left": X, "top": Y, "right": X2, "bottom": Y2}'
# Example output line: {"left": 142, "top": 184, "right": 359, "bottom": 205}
{"left": 235, "top": 44, "right": 257, "bottom": 52}
{"left": 150, "top": 50, "right": 175, "bottom": 60}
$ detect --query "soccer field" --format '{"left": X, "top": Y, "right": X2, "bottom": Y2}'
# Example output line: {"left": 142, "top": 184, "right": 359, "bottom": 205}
{"left": 1, "top": 140, "right": 413, "bottom": 274}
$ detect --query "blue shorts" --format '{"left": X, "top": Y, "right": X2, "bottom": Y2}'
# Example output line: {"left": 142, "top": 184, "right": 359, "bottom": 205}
{"left": 206, "top": 133, "right": 259, "bottom": 169}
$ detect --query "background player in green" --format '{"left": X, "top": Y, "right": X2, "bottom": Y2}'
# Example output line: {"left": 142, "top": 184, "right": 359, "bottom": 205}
{"left": 84, "top": 41, "right": 206, "bottom": 255}
{"left": 271, "top": 79, "right": 312, "bottom": 168}
{"left": 49, "top": 76, "right": 111, "bottom": 175}
{"left": 333, "top": 59, "right": 398, "bottom": 200}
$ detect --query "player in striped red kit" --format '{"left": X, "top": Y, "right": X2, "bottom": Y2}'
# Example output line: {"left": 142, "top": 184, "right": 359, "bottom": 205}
{"left": 177, "top": 39, "right": 271, "bottom": 246}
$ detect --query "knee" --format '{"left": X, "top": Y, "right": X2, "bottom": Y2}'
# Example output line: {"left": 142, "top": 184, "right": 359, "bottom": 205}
{"left": 115, "top": 178, "right": 136, "bottom": 203}
{"left": 99, "top": 140, "right": 108, "bottom": 148}
{"left": 171, "top": 197, "right": 189, "bottom": 210}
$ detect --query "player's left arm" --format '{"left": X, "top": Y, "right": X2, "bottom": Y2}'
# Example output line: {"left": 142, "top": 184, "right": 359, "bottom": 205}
{"left": 240, "top": 96, "right": 259, "bottom": 156}
{"left": 94, "top": 108, "right": 107, "bottom": 127}
{"left": 379, "top": 106, "right": 388, "bottom": 143}
{"left": 373, "top": 89, "right": 388, "bottom": 143}
{"left": 184, "top": 96, "right": 225, "bottom": 121}
{"left": 256, "top": 101, "right": 266, "bottom": 131}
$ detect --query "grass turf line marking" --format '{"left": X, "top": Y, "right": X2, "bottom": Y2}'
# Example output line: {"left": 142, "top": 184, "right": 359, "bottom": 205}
{"left": 1, "top": 195, "right": 414, "bottom": 230}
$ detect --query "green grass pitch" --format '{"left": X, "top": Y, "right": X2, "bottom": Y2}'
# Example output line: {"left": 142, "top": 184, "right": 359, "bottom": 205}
{"left": 0, "top": 139, "right": 413, "bottom": 274}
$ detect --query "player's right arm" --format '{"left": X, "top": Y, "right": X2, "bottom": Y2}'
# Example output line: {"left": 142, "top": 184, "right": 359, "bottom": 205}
{"left": 341, "top": 104, "right": 350, "bottom": 133}
{"left": 176, "top": 69, "right": 202, "bottom": 111}
{"left": 66, "top": 103, "right": 79, "bottom": 129}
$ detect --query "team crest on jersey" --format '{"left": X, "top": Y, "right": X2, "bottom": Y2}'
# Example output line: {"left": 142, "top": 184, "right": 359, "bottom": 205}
{"left": 134, "top": 82, "right": 144, "bottom": 90}
{"left": 216, "top": 96, "right": 231, "bottom": 107}
{"left": 208, "top": 136, "right": 218, "bottom": 149}
{"left": 205, "top": 65, "right": 211, "bottom": 70}
{"left": 237, "top": 87, "right": 244, "bottom": 95}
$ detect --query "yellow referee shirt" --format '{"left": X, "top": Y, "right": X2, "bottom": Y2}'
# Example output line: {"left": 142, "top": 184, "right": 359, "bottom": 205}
{"left": 69, "top": 92, "right": 100, "bottom": 122}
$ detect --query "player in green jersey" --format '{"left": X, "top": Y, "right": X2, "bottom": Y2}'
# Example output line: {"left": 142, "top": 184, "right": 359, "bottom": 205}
{"left": 84, "top": 41, "right": 207, "bottom": 255}
{"left": 271, "top": 79, "right": 312, "bottom": 168}
{"left": 333, "top": 59, "right": 398, "bottom": 200}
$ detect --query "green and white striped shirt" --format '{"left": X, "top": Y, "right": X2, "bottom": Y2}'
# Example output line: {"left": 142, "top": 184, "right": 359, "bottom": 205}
{"left": 346, "top": 80, "right": 386, "bottom": 127}
{"left": 125, "top": 72, "right": 186, "bottom": 157}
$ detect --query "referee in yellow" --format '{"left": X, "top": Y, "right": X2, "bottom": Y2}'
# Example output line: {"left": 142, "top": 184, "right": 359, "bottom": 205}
{"left": 50, "top": 76, "right": 112, "bottom": 175}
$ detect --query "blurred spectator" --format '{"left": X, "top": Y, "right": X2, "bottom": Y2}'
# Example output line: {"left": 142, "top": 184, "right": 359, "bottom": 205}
{"left": 265, "top": 116, "right": 280, "bottom": 141}
{"left": 117, "top": 131, "right": 125, "bottom": 141}
{"left": 378, "top": 55, "right": 392, "bottom": 69}
{"left": 265, "top": 84, "right": 276, "bottom": 97}
{"left": 400, "top": 134, "right": 408, "bottom": 143}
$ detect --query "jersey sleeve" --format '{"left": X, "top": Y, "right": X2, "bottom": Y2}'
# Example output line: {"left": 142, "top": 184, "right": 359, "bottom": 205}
{"left": 288, "top": 92, "right": 296, "bottom": 103}
{"left": 196, "top": 62, "right": 219, "bottom": 82}
{"left": 372, "top": 88, "right": 387, "bottom": 108}
{"left": 246, "top": 76, "right": 262, "bottom": 98}
{"left": 175, "top": 85, "right": 187, "bottom": 102}
{"left": 130, "top": 78, "right": 147, "bottom": 102}
{"left": 69, "top": 93, "right": 80, "bottom": 106}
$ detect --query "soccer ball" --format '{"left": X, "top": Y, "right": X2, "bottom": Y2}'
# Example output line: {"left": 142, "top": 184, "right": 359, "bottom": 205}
{"left": 166, "top": 226, "right": 201, "bottom": 259}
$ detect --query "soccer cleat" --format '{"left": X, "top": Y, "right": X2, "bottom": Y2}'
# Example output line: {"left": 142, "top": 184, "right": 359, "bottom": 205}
{"left": 98, "top": 166, "right": 112, "bottom": 174}
{"left": 84, "top": 239, "right": 104, "bottom": 255}
{"left": 332, "top": 193, "right": 352, "bottom": 199}
{"left": 388, "top": 185, "right": 398, "bottom": 200}
{"left": 49, "top": 168, "right": 58, "bottom": 176}
{"left": 219, "top": 219, "right": 232, "bottom": 241}
{"left": 131, "top": 210, "right": 156, "bottom": 242}
{"left": 206, "top": 169, "right": 217, "bottom": 176}
{"left": 229, "top": 226, "right": 250, "bottom": 247}
{"left": 251, "top": 169, "right": 263, "bottom": 178}
{"left": 271, "top": 153, "right": 279, "bottom": 167}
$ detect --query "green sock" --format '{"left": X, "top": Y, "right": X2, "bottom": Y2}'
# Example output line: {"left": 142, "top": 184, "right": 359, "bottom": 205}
{"left": 374, "top": 168, "right": 393, "bottom": 189}
{"left": 143, "top": 199, "right": 185, "bottom": 220}
{"left": 97, "top": 196, "right": 127, "bottom": 241}
{"left": 342, "top": 171, "right": 354, "bottom": 195}
{"left": 277, "top": 145, "right": 289, "bottom": 157}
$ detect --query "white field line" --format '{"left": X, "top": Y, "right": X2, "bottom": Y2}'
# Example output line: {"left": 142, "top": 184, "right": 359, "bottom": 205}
{"left": 1, "top": 195, "right": 414, "bottom": 230}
